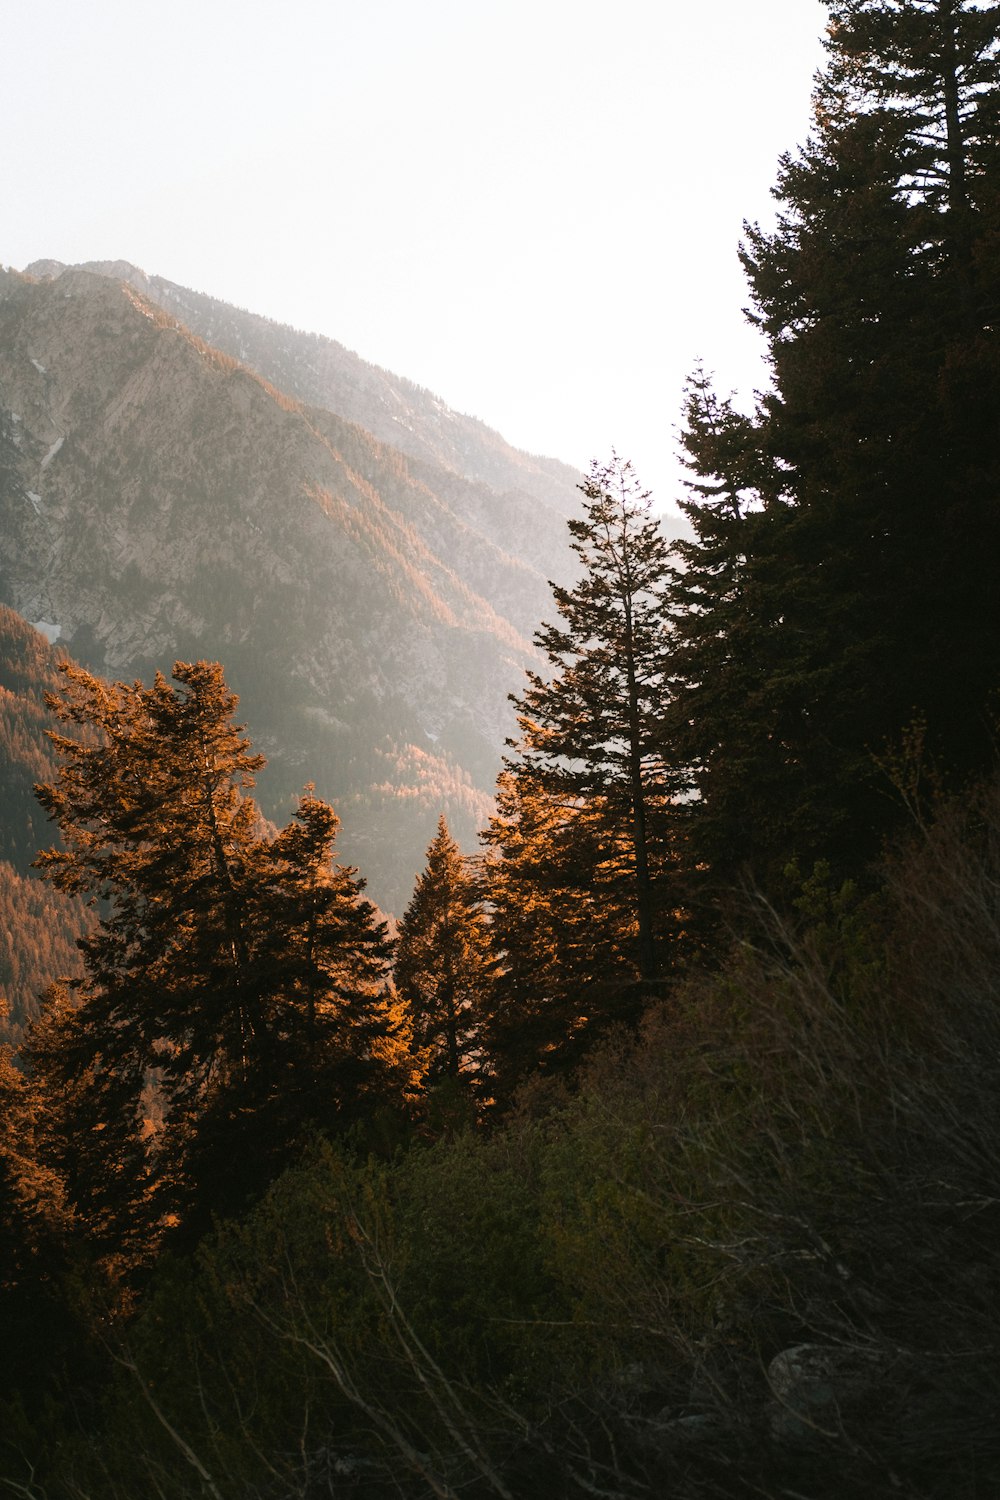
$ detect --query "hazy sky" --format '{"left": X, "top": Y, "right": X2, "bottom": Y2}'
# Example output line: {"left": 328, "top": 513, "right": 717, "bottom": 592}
{"left": 2, "top": 0, "right": 828, "bottom": 512}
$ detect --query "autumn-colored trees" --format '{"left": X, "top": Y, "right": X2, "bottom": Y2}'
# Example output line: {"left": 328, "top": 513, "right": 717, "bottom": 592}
{"left": 480, "top": 456, "right": 678, "bottom": 1095}
{"left": 5, "top": 6, "right": 1000, "bottom": 1492}
{"left": 26, "top": 660, "right": 399, "bottom": 1253}
{"left": 393, "top": 815, "right": 491, "bottom": 1092}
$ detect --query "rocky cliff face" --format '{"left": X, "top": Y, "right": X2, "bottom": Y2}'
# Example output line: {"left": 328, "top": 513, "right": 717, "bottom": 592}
{"left": 0, "top": 263, "right": 579, "bottom": 909}
{"left": 22, "top": 258, "right": 581, "bottom": 560}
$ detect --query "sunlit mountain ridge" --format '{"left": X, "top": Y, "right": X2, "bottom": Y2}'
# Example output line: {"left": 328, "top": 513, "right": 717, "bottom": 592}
{"left": 0, "top": 260, "right": 582, "bottom": 914}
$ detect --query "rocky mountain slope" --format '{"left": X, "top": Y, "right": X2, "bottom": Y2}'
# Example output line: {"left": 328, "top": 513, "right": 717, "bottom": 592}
{"left": 22, "top": 259, "right": 581, "bottom": 563}
{"left": 0, "top": 263, "right": 580, "bottom": 911}
{"left": 0, "top": 606, "right": 92, "bottom": 1040}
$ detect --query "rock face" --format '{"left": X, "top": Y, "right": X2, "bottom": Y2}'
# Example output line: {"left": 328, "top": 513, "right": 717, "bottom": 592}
{"left": 767, "top": 1343, "right": 891, "bottom": 1448}
{"left": 0, "top": 263, "right": 580, "bottom": 910}
{"left": 21, "top": 258, "right": 582, "bottom": 560}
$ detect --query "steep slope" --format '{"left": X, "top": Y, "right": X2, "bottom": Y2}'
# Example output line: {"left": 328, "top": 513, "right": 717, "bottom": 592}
{"left": 23, "top": 258, "right": 580, "bottom": 575}
{"left": 0, "top": 265, "right": 576, "bottom": 909}
{"left": 0, "top": 607, "right": 90, "bottom": 1041}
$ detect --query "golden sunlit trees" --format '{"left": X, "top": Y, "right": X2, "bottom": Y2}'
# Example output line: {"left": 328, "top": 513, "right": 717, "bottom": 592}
{"left": 481, "top": 456, "right": 678, "bottom": 1097}
{"left": 393, "top": 815, "right": 492, "bottom": 1099}
{"left": 27, "top": 660, "right": 397, "bottom": 1255}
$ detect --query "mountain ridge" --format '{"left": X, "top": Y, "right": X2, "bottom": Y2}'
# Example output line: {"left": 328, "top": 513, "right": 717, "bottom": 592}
{"left": 22, "top": 258, "right": 582, "bottom": 529}
{"left": 0, "top": 262, "right": 580, "bottom": 910}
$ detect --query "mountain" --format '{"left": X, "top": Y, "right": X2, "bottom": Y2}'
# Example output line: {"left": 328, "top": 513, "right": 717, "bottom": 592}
{"left": 0, "top": 606, "right": 92, "bottom": 1041}
{"left": 21, "top": 259, "right": 582, "bottom": 563}
{"left": 0, "top": 262, "right": 580, "bottom": 912}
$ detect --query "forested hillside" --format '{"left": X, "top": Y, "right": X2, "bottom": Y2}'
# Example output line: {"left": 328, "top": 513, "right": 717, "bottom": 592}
{"left": 0, "top": 606, "right": 89, "bottom": 1041}
{"left": 1, "top": 3, "right": 999, "bottom": 1496}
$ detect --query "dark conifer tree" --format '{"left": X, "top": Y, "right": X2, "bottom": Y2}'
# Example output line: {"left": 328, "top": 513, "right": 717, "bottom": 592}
{"left": 28, "top": 660, "right": 266, "bottom": 1251}
{"left": 669, "top": 0, "right": 1000, "bottom": 909}
{"left": 253, "top": 790, "right": 395, "bottom": 1085}
{"left": 508, "top": 454, "right": 674, "bottom": 977}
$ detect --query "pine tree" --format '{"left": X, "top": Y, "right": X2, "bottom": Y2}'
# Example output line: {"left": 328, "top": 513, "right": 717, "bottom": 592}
{"left": 482, "top": 456, "right": 677, "bottom": 1093}
{"left": 28, "top": 661, "right": 398, "bottom": 1253}
{"left": 393, "top": 816, "right": 491, "bottom": 1093}
{"left": 670, "top": 0, "right": 1000, "bottom": 906}
{"left": 482, "top": 768, "right": 644, "bottom": 1099}
{"left": 30, "top": 660, "right": 266, "bottom": 1245}
{"left": 508, "top": 455, "right": 674, "bottom": 975}
{"left": 178, "top": 789, "right": 399, "bottom": 1234}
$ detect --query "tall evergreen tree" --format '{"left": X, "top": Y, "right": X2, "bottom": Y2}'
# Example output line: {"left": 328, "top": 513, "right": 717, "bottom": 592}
{"left": 668, "top": 0, "right": 1000, "bottom": 909}
{"left": 27, "top": 661, "right": 397, "bottom": 1253}
{"left": 482, "top": 456, "right": 677, "bottom": 1093}
{"left": 393, "top": 815, "right": 491, "bottom": 1091}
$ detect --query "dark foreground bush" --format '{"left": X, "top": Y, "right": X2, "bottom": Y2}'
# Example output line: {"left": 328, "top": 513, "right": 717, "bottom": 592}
{"left": 5, "top": 782, "right": 1000, "bottom": 1498}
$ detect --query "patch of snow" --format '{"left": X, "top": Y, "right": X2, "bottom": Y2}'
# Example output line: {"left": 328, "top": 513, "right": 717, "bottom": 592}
{"left": 26, "top": 491, "right": 42, "bottom": 514}
{"left": 32, "top": 620, "right": 61, "bottom": 644}
{"left": 424, "top": 729, "right": 439, "bottom": 742}
{"left": 40, "top": 435, "right": 64, "bottom": 469}
{"left": 30, "top": 357, "right": 47, "bottom": 375}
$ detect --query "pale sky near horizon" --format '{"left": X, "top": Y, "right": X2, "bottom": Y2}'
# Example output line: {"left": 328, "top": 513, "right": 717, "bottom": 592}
{"left": 2, "top": 0, "right": 828, "bottom": 515}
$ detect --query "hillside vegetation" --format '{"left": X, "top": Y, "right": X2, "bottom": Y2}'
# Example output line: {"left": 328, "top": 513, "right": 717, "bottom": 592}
{"left": 1, "top": 3, "right": 999, "bottom": 1494}
{"left": 0, "top": 606, "right": 90, "bottom": 1040}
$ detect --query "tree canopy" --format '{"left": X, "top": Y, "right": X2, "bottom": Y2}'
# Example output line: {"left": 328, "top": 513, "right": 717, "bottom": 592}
{"left": 393, "top": 814, "right": 492, "bottom": 1103}
{"left": 27, "top": 660, "right": 398, "bottom": 1253}
{"left": 666, "top": 0, "right": 1000, "bottom": 915}
{"left": 481, "top": 455, "right": 678, "bottom": 1096}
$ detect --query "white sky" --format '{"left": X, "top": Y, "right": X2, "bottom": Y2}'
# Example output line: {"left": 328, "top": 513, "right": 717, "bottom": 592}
{"left": 1, "top": 0, "right": 828, "bottom": 514}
